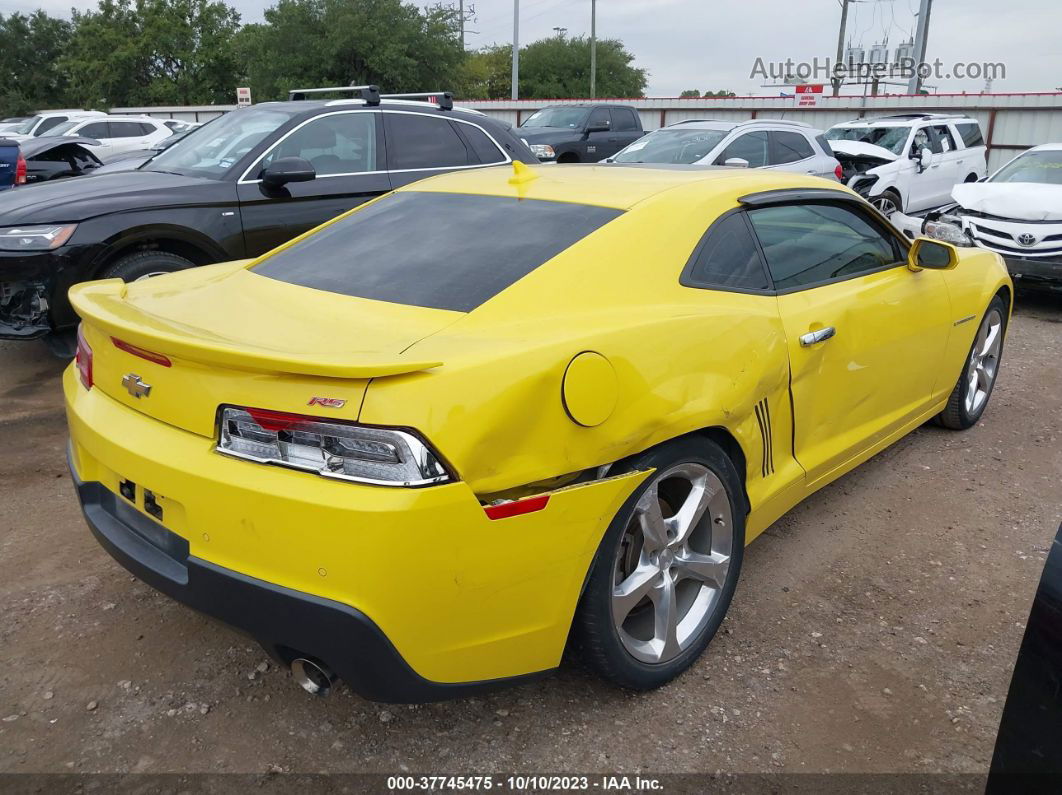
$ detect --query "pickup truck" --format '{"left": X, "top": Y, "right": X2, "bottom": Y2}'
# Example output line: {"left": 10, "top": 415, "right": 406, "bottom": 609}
{"left": 0, "top": 138, "right": 22, "bottom": 191}
{"left": 518, "top": 104, "right": 645, "bottom": 163}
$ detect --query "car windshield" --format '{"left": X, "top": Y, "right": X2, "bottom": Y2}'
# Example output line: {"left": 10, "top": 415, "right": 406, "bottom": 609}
{"left": 612, "top": 128, "right": 728, "bottom": 164}
{"left": 826, "top": 125, "right": 910, "bottom": 155}
{"left": 254, "top": 192, "right": 624, "bottom": 312}
{"left": 8, "top": 116, "right": 41, "bottom": 135}
{"left": 521, "top": 108, "right": 589, "bottom": 129}
{"left": 144, "top": 108, "right": 297, "bottom": 179}
{"left": 990, "top": 150, "right": 1062, "bottom": 185}
{"left": 44, "top": 121, "right": 79, "bottom": 136}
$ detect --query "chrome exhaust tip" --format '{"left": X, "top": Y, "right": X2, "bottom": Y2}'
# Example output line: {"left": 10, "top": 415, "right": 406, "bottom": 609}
{"left": 290, "top": 657, "right": 335, "bottom": 697}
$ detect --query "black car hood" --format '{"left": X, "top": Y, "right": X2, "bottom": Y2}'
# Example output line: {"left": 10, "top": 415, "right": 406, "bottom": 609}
{"left": 0, "top": 170, "right": 224, "bottom": 224}
{"left": 19, "top": 136, "right": 101, "bottom": 157}
{"left": 518, "top": 126, "right": 583, "bottom": 143}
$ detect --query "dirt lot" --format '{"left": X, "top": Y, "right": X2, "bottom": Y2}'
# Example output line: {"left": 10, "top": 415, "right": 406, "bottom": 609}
{"left": 1, "top": 295, "right": 1060, "bottom": 778}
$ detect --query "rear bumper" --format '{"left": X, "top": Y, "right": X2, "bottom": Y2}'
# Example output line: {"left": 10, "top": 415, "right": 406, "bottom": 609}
{"left": 64, "top": 365, "right": 646, "bottom": 699}
{"left": 70, "top": 461, "right": 538, "bottom": 703}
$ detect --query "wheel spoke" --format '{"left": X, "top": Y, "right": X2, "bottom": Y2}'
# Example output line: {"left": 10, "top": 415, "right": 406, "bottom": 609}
{"left": 612, "top": 564, "right": 658, "bottom": 626}
{"left": 673, "top": 551, "right": 729, "bottom": 590}
{"left": 981, "top": 322, "right": 1000, "bottom": 358}
{"left": 635, "top": 486, "right": 669, "bottom": 553}
{"left": 650, "top": 576, "right": 680, "bottom": 661}
{"left": 668, "top": 479, "right": 711, "bottom": 547}
{"left": 976, "top": 362, "right": 991, "bottom": 393}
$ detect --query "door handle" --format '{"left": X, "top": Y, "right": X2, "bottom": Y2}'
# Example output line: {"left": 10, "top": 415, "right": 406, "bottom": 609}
{"left": 799, "top": 327, "right": 836, "bottom": 347}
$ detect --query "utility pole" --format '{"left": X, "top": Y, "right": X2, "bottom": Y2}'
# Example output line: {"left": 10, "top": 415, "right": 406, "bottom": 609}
{"left": 908, "top": 0, "right": 933, "bottom": 94}
{"left": 832, "top": 0, "right": 851, "bottom": 97}
{"left": 590, "top": 0, "right": 597, "bottom": 99}
{"left": 459, "top": 0, "right": 464, "bottom": 49}
{"left": 511, "top": 0, "right": 519, "bottom": 100}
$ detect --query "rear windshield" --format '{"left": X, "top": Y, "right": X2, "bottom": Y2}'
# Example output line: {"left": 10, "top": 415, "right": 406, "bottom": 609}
{"left": 253, "top": 192, "right": 623, "bottom": 312}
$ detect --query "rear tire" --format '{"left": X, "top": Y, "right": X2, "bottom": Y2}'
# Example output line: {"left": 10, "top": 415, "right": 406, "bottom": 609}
{"left": 575, "top": 437, "right": 745, "bottom": 690}
{"left": 101, "top": 250, "right": 194, "bottom": 282}
{"left": 557, "top": 153, "right": 580, "bottom": 164}
{"left": 938, "top": 295, "right": 1007, "bottom": 430}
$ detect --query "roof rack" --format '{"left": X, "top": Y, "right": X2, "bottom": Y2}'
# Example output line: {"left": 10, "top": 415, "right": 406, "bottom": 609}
{"left": 864, "top": 112, "right": 971, "bottom": 122}
{"left": 287, "top": 84, "right": 454, "bottom": 110}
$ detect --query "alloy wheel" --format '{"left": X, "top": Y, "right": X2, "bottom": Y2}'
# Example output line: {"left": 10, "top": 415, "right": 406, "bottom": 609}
{"left": 964, "top": 307, "right": 1003, "bottom": 416}
{"left": 611, "top": 463, "right": 733, "bottom": 665}
{"left": 871, "top": 195, "right": 899, "bottom": 217}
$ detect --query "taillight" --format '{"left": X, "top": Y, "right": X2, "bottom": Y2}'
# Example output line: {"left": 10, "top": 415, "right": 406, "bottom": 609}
{"left": 112, "top": 337, "right": 172, "bottom": 367}
{"left": 216, "top": 406, "right": 451, "bottom": 487}
{"left": 834, "top": 163, "right": 844, "bottom": 181}
{"left": 14, "top": 154, "right": 26, "bottom": 186}
{"left": 75, "top": 325, "right": 93, "bottom": 390}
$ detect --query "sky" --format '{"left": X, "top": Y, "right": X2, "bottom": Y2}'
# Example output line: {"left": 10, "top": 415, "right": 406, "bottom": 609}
{"left": 5, "top": 0, "right": 1061, "bottom": 96}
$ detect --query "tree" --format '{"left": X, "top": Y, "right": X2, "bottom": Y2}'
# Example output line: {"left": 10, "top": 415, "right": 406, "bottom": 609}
{"left": 679, "top": 89, "right": 701, "bottom": 98}
{"left": 61, "top": 0, "right": 241, "bottom": 108}
{"left": 0, "top": 12, "right": 72, "bottom": 115}
{"left": 237, "top": 0, "right": 465, "bottom": 101}
{"left": 703, "top": 89, "right": 736, "bottom": 97}
{"left": 517, "top": 36, "right": 646, "bottom": 99}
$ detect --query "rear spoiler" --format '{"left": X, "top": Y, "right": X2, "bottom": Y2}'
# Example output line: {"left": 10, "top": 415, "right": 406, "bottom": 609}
{"left": 69, "top": 278, "right": 443, "bottom": 380}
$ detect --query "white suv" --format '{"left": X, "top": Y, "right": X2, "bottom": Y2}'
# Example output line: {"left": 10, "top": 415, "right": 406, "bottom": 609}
{"left": 46, "top": 116, "right": 174, "bottom": 160}
{"left": 826, "top": 114, "right": 987, "bottom": 215}
{"left": 3, "top": 110, "right": 107, "bottom": 142}
{"left": 605, "top": 119, "right": 842, "bottom": 180}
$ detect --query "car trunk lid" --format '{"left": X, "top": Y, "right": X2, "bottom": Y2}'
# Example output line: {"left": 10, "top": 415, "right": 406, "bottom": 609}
{"left": 70, "top": 261, "right": 459, "bottom": 437}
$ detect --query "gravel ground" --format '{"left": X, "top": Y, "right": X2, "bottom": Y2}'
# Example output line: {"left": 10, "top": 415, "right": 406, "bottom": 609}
{"left": 0, "top": 294, "right": 1060, "bottom": 777}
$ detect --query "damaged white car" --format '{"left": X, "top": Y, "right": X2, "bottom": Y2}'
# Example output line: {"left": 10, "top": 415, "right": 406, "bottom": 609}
{"left": 826, "top": 114, "right": 987, "bottom": 215}
{"left": 892, "top": 143, "right": 1062, "bottom": 293}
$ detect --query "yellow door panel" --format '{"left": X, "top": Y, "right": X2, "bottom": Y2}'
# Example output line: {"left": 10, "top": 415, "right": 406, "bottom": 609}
{"left": 777, "top": 266, "right": 952, "bottom": 482}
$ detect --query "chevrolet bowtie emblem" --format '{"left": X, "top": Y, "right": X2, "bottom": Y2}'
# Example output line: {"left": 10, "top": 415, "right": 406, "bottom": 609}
{"left": 122, "top": 373, "right": 151, "bottom": 399}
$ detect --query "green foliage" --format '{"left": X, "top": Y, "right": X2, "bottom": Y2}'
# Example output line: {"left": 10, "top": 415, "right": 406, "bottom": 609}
{"left": 60, "top": 0, "right": 241, "bottom": 107}
{"left": 679, "top": 89, "right": 701, "bottom": 98}
{"left": 236, "top": 0, "right": 465, "bottom": 101}
{"left": 0, "top": 11, "right": 72, "bottom": 114}
{"left": 0, "top": 0, "right": 646, "bottom": 114}
{"left": 703, "top": 89, "right": 736, "bottom": 97}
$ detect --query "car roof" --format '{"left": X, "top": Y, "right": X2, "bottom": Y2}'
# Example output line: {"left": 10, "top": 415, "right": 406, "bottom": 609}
{"left": 399, "top": 163, "right": 846, "bottom": 211}
{"left": 663, "top": 119, "right": 822, "bottom": 134}
{"left": 833, "top": 114, "right": 973, "bottom": 129}
{"left": 1027, "top": 143, "right": 1062, "bottom": 153}
{"left": 258, "top": 98, "right": 493, "bottom": 123}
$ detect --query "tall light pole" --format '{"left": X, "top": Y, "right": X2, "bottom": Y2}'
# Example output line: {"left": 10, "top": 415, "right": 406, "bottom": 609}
{"left": 908, "top": 0, "right": 933, "bottom": 94}
{"left": 511, "top": 0, "right": 520, "bottom": 100}
{"left": 832, "top": 0, "right": 851, "bottom": 97}
{"left": 590, "top": 0, "right": 597, "bottom": 98}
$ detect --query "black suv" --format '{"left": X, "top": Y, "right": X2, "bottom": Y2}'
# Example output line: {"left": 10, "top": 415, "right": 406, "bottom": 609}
{"left": 518, "top": 104, "right": 644, "bottom": 163}
{"left": 0, "top": 86, "right": 538, "bottom": 342}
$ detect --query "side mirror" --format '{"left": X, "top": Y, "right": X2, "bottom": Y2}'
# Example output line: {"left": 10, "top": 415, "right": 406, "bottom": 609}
{"left": 908, "top": 237, "right": 958, "bottom": 272}
{"left": 261, "top": 156, "right": 316, "bottom": 188}
{"left": 723, "top": 157, "right": 750, "bottom": 168}
{"left": 585, "top": 123, "right": 610, "bottom": 134}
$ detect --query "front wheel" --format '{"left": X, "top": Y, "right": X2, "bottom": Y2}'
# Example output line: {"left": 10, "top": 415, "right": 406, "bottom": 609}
{"left": 870, "top": 189, "right": 902, "bottom": 217}
{"left": 575, "top": 437, "right": 745, "bottom": 690}
{"left": 101, "top": 250, "right": 194, "bottom": 282}
{"left": 938, "top": 295, "right": 1007, "bottom": 429}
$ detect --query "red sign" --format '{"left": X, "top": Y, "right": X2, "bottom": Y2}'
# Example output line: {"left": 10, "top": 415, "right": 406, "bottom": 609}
{"left": 795, "top": 84, "right": 824, "bottom": 106}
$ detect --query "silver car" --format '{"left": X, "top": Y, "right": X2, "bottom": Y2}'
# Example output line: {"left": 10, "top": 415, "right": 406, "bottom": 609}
{"left": 604, "top": 119, "right": 841, "bottom": 180}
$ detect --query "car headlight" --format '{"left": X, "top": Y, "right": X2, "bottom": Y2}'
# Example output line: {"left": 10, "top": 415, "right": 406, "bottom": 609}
{"left": 530, "top": 144, "right": 556, "bottom": 159}
{"left": 924, "top": 220, "right": 973, "bottom": 247}
{"left": 0, "top": 224, "right": 77, "bottom": 251}
{"left": 216, "top": 406, "right": 452, "bottom": 487}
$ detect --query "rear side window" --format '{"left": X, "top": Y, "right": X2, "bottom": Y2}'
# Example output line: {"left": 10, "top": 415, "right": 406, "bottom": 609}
{"left": 254, "top": 192, "right": 623, "bottom": 312}
{"left": 815, "top": 134, "right": 834, "bottom": 156}
{"left": 386, "top": 114, "right": 469, "bottom": 170}
{"left": 587, "top": 107, "right": 612, "bottom": 129}
{"left": 109, "top": 121, "right": 146, "bottom": 138}
{"left": 930, "top": 125, "right": 957, "bottom": 153}
{"left": 612, "top": 108, "right": 641, "bottom": 132}
{"left": 771, "top": 131, "right": 815, "bottom": 164}
{"left": 748, "top": 203, "right": 903, "bottom": 290}
{"left": 716, "top": 132, "right": 768, "bottom": 168}
{"left": 956, "top": 123, "right": 985, "bottom": 148}
{"left": 682, "top": 213, "right": 769, "bottom": 291}
{"left": 458, "top": 124, "right": 507, "bottom": 164}
{"left": 35, "top": 117, "right": 66, "bottom": 134}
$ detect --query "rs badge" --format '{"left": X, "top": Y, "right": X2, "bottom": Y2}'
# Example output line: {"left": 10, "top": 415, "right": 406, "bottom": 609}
{"left": 122, "top": 373, "right": 151, "bottom": 399}
{"left": 308, "top": 396, "right": 346, "bottom": 408}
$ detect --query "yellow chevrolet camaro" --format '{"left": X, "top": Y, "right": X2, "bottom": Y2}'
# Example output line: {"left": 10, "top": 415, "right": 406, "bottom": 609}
{"left": 65, "top": 163, "right": 1012, "bottom": 702}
